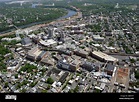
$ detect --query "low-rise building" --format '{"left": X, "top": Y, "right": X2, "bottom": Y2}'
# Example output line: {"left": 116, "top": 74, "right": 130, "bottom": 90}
{"left": 41, "top": 57, "right": 55, "bottom": 66}
{"left": 74, "top": 48, "right": 89, "bottom": 58}
{"left": 70, "top": 59, "right": 81, "bottom": 71}
{"left": 92, "top": 34, "right": 104, "bottom": 41}
{"left": 36, "top": 51, "right": 47, "bottom": 61}
{"left": 91, "top": 51, "right": 118, "bottom": 62}
{"left": 57, "top": 58, "right": 81, "bottom": 72}
{"left": 39, "top": 39, "right": 57, "bottom": 47}
{"left": 104, "top": 64, "right": 116, "bottom": 76}
{"left": 26, "top": 47, "right": 42, "bottom": 61}
{"left": 81, "top": 61, "right": 99, "bottom": 72}
{"left": 58, "top": 49, "right": 73, "bottom": 56}
{"left": 21, "top": 37, "right": 32, "bottom": 46}
{"left": 57, "top": 59, "right": 70, "bottom": 71}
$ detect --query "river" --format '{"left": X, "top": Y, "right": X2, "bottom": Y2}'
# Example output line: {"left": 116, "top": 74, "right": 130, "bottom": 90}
{"left": 0, "top": 9, "right": 77, "bottom": 35}
{"left": 58, "top": 9, "right": 77, "bottom": 20}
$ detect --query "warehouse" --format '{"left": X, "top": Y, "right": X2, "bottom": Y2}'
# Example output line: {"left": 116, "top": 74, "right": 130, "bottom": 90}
{"left": 91, "top": 51, "right": 118, "bottom": 62}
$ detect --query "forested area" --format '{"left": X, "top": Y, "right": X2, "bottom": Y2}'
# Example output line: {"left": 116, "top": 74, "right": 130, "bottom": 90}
{"left": 0, "top": 3, "right": 67, "bottom": 32}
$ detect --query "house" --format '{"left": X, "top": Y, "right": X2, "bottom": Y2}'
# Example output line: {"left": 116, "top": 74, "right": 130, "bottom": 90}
{"left": 92, "top": 34, "right": 104, "bottom": 41}
{"left": 105, "top": 32, "right": 112, "bottom": 36}
{"left": 70, "top": 30, "right": 84, "bottom": 34}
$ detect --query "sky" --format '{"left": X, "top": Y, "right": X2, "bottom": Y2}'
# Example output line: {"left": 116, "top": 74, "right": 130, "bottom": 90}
{"left": 0, "top": 0, "right": 11, "bottom": 1}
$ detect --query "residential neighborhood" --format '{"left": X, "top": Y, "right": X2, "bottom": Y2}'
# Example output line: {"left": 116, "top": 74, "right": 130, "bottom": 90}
{"left": 0, "top": 0, "right": 139, "bottom": 94}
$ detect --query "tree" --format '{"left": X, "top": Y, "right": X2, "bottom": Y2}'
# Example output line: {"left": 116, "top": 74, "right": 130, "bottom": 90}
{"left": 68, "top": 89, "right": 74, "bottom": 93}
{"left": 51, "top": 52, "right": 56, "bottom": 56}
{"left": 30, "top": 81, "right": 38, "bottom": 87}
{"left": 74, "top": 85, "right": 79, "bottom": 93}
{"left": 47, "top": 84, "right": 51, "bottom": 90}
{"left": 42, "top": 90, "right": 47, "bottom": 93}
{"left": 16, "top": 84, "right": 21, "bottom": 89}
{"left": 21, "top": 88, "right": 27, "bottom": 93}
{"left": 15, "top": 74, "right": 18, "bottom": 79}
{"left": 94, "top": 89, "right": 101, "bottom": 93}
{"left": 46, "top": 77, "right": 54, "bottom": 84}
{"left": 130, "top": 59, "right": 136, "bottom": 63}
{"left": 135, "top": 71, "right": 139, "bottom": 79}
{"left": 4, "top": 82, "right": 9, "bottom": 88}
{"left": 20, "top": 63, "right": 37, "bottom": 73}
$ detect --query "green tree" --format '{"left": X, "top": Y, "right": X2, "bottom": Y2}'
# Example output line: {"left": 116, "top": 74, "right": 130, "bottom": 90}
{"left": 4, "top": 82, "right": 9, "bottom": 88}
{"left": 135, "top": 71, "right": 139, "bottom": 79}
{"left": 15, "top": 74, "right": 18, "bottom": 79}
{"left": 46, "top": 77, "right": 54, "bottom": 84}
{"left": 42, "top": 90, "right": 47, "bottom": 93}
{"left": 74, "top": 85, "right": 79, "bottom": 93}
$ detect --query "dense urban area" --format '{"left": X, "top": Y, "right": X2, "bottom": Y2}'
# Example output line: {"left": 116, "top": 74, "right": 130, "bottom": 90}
{"left": 0, "top": 0, "right": 139, "bottom": 93}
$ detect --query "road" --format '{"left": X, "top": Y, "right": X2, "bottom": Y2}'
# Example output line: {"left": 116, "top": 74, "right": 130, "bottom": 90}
{"left": 108, "top": 66, "right": 118, "bottom": 92}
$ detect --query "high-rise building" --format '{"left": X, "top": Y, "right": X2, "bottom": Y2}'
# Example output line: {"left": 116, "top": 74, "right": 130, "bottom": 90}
{"left": 48, "top": 28, "right": 54, "bottom": 39}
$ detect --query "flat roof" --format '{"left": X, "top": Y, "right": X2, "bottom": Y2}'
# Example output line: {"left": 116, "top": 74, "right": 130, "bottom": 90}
{"left": 92, "top": 35, "right": 104, "bottom": 39}
{"left": 40, "top": 39, "right": 57, "bottom": 46}
{"left": 34, "top": 50, "right": 42, "bottom": 57}
{"left": 92, "top": 51, "right": 118, "bottom": 62}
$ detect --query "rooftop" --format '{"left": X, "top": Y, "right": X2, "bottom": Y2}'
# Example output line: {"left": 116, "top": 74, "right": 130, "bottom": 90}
{"left": 92, "top": 51, "right": 118, "bottom": 62}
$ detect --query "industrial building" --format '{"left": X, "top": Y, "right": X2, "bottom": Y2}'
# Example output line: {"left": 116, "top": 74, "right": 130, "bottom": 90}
{"left": 91, "top": 51, "right": 118, "bottom": 62}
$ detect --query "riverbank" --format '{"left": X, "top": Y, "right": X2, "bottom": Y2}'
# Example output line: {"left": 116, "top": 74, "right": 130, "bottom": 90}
{"left": 0, "top": 9, "right": 79, "bottom": 37}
